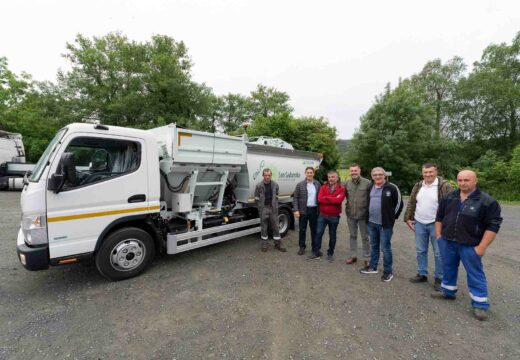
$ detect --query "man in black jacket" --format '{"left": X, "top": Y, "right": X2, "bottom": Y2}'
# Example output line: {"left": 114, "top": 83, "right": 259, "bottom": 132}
{"left": 432, "top": 170, "right": 502, "bottom": 321}
{"left": 293, "top": 167, "right": 321, "bottom": 255}
{"left": 360, "top": 167, "right": 403, "bottom": 282}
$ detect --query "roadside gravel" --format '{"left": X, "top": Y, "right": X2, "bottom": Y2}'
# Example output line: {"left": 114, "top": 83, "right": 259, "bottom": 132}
{"left": 1, "top": 191, "right": 519, "bottom": 359}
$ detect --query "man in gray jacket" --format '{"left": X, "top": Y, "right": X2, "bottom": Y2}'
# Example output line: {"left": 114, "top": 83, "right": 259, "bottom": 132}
{"left": 293, "top": 167, "right": 321, "bottom": 255}
{"left": 344, "top": 163, "right": 371, "bottom": 266}
{"left": 255, "top": 168, "right": 286, "bottom": 252}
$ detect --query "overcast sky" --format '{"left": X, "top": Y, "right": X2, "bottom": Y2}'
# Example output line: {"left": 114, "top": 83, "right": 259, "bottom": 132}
{"left": 2, "top": 0, "right": 520, "bottom": 139}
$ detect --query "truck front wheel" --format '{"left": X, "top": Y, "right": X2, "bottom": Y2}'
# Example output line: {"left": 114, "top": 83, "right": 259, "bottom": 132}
{"left": 95, "top": 227, "right": 155, "bottom": 281}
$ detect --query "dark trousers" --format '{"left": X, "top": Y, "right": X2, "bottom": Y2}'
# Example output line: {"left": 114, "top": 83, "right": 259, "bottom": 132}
{"left": 314, "top": 215, "right": 340, "bottom": 256}
{"left": 298, "top": 207, "right": 318, "bottom": 249}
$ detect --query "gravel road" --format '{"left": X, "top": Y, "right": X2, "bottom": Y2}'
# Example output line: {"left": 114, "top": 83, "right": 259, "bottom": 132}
{"left": 1, "top": 191, "right": 519, "bottom": 359}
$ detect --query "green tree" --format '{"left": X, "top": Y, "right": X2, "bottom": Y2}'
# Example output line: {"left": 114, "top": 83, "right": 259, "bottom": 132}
{"left": 0, "top": 57, "right": 32, "bottom": 130}
{"left": 249, "top": 84, "right": 293, "bottom": 119}
{"left": 472, "top": 147, "right": 520, "bottom": 201}
{"left": 58, "top": 32, "right": 214, "bottom": 130}
{"left": 215, "top": 93, "right": 251, "bottom": 133}
{"left": 347, "top": 81, "right": 437, "bottom": 190}
{"left": 454, "top": 32, "right": 520, "bottom": 155}
{"left": 411, "top": 57, "right": 466, "bottom": 138}
{"left": 11, "top": 82, "right": 73, "bottom": 162}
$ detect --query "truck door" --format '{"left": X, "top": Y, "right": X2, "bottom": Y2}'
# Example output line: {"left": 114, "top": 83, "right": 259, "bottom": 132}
{"left": 46, "top": 134, "right": 149, "bottom": 260}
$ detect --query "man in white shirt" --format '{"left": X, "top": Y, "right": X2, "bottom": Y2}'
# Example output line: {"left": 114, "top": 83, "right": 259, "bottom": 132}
{"left": 404, "top": 164, "right": 454, "bottom": 291}
{"left": 293, "top": 167, "right": 321, "bottom": 255}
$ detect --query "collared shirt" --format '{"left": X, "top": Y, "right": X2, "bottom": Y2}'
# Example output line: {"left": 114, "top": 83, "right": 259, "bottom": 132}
{"left": 415, "top": 177, "right": 439, "bottom": 224}
{"left": 306, "top": 181, "right": 317, "bottom": 207}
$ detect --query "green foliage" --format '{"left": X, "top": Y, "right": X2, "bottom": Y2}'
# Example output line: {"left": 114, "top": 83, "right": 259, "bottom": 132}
{"left": 4, "top": 29, "right": 520, "bottom": 202}
{"left": 214, "top": 84, "right": 294, "bottom": 133}
{"left": 1, "top": 33, "right": 339, "bottom": 169}
{"left": 0, "top": 57, "right": 32, "bottom": 129}
{"left": 347, "top": 31, "right": 520, "bottom": 199}
{"left": 410, "top": 57, "right": 466, "bottom": 138}
{"left": 249, "top": 84, "right": 293, "bottom": 118}
{"left": 58, "top": 32, "right": 214, "bottom": 130}
{"left": 347, "top": 81, "right": 439, "bottom": 191}
{"left": 214, "top": 93, "right": 250, "bottom": 133}
{"left": 472, "top": 146, "right": 520, "bottom": 201}
{"left": 453, "top": 33, "right": 520, "bottom": 155}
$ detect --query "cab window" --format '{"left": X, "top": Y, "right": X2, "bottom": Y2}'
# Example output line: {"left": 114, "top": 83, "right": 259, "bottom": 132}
{"left": 63, "top": 137, "right": 140, "bottom": 188}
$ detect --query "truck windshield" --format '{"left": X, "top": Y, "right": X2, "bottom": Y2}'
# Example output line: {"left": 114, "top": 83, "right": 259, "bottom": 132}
{"left": 29, "top": 128, "right": 68, "bottom": 182}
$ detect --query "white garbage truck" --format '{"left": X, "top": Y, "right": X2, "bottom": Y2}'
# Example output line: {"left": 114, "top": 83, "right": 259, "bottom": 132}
{"left": 17, "top": 122, "right": 321, "bottom": 280}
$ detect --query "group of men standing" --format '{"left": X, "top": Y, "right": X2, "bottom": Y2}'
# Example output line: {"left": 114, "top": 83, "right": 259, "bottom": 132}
{"left": 292, "top": 164, "right": 403, "bottom": 283}
{"left": 256, "top": 163, "right": 503, "bottom": 321}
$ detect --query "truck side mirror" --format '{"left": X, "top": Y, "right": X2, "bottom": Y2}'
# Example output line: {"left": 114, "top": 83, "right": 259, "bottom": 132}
{"left": 47, "top": 173, "right": 64, "bottom": 191}
{"left": 48, "top": 152, "right": 76, "bottom": 193}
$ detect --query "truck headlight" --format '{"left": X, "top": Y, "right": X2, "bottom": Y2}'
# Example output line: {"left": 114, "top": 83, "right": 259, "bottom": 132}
{"left": 22, "top": 214, "right": 48, "bottom": 245}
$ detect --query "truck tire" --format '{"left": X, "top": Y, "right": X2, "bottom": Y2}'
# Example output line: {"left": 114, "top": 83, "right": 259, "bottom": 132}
{"left": 95, "top": 227, "right": 155, "bottom": 281}
{"left": 278, "top": 208, "right": 291, "bottom": 238}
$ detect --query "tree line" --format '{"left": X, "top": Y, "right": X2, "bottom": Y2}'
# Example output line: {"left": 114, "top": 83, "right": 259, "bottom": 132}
{"left": 1, "top": 31, "right": 519, "bottom": 199}
{"left": 346, "top": 32, "right": 520, "bottom": 200}
{"left": 0, "top": 32, "right": 339, "bottom": 180}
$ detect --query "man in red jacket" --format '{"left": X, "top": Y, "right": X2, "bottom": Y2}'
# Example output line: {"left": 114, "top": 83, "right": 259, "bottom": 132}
{"left": 308, "top": 170, "right": 346, "bottom": 261}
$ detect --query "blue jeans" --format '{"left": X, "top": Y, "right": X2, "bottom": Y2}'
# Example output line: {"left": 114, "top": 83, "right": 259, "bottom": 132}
{"left": 437, "top": 236, "right": 489, "bottom": 309}
{"left": 415, "top": 221, "right": 443, "bottom": 280}
{"left": 298, "top": 207, "right": 318, "bottom": 249}
{"left": 368, "top": 222, "right": 394, "bottom": 273}
{"left": 314, "top": 215, "right": 340, "bottom": 256}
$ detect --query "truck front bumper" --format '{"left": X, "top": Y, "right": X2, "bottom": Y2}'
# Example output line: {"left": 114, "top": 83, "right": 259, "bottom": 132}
{"left": 16, "top": 228, "right": 49, "bottom": 271}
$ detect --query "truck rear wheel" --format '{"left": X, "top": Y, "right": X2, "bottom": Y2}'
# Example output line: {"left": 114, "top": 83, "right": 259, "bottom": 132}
{"left": 95, "top": 227, "right": 155, "bottom": 281}
{"left": 278, "top": 208, "right": 291, "bottom": 238}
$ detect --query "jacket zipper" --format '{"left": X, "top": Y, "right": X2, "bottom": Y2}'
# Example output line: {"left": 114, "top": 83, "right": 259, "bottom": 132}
{"left": 454, "top": 202, "right": 466, "bottom": 241}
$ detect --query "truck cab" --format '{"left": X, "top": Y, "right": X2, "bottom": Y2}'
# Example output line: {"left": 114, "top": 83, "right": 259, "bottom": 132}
{"left": 17, "top": 123, "right": 161, "bottom": 278}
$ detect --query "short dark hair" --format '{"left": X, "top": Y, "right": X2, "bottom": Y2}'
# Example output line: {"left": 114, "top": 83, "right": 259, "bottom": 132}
{"left": 262, "top": 168, "right": 272, "bottom": 175}
{"left": 422, "top": 163, "right": 437, "bottom": 169}
{"left": 304, "top": 166, "right": 315, "bottom": 173}
{"left": 327, "top": 170, "right": 338, "bottom": 176}
{"left": 348, "top": 163, "right": 360, "bottom": 169}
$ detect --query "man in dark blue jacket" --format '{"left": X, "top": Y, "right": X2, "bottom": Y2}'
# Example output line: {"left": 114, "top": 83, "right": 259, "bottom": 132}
{"left": 432, "top": 170, "right": 502, "bottom": 321}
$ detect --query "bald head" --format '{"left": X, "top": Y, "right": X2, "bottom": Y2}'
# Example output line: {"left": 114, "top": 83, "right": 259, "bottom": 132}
{"left": 457, "top": 170, "right": 478, "bottom": 194}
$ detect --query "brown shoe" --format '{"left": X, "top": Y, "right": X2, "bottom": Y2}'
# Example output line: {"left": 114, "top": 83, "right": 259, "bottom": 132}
{"left": 274, "top": 241, "right": 286, "bottom": 252}
{"left": 346, "top": 257, "right": 357, "bottom": 264}
{"left": 297, "top": 247, "right": 305, "bottom": 255}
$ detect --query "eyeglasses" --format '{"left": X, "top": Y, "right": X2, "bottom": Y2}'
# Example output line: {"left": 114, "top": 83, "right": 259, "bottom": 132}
{"left": 372, "top": 174, "right": 385, "bottom": 177}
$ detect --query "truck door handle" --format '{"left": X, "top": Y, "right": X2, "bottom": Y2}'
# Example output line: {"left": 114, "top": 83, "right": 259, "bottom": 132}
{"left": 128, "top": 194, "right": 146, "bottom": 203}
